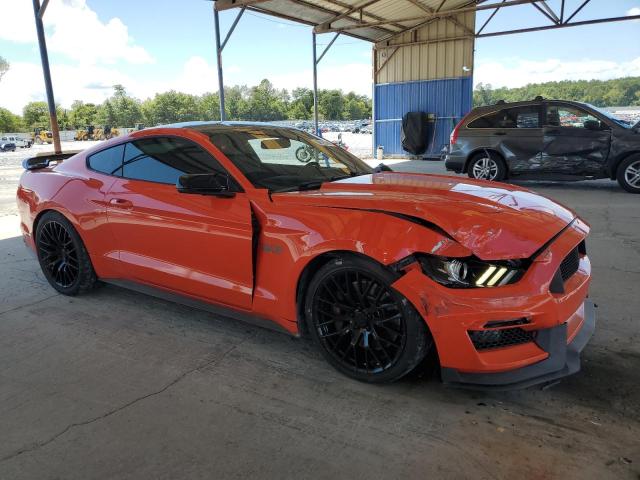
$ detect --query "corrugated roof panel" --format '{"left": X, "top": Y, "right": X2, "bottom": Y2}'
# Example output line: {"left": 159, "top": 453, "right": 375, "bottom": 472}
{"left": 241, "top": 0, "right": 476, "bottom": 42}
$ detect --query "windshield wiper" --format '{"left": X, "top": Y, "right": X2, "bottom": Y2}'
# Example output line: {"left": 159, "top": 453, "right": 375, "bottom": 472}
{"left": 270, "top": 181, "right": 324, "bottom": 194}
{"left": 270, "top": 175, "right": 351, "bottom": 194}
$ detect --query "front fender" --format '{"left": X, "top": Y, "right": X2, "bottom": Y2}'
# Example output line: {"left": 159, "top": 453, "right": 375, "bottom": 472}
{"left": 250, "top": 204, "right": 470, "bottom": 327}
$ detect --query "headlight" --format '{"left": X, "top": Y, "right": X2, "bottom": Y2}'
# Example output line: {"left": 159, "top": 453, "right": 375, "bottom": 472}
{"left": 419, "top": 255, "right": 525, "bottom": 288}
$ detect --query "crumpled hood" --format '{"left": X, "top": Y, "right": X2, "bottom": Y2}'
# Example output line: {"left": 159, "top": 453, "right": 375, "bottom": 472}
{"left": 272, "top": 173, "right": 577, "bottom": 260}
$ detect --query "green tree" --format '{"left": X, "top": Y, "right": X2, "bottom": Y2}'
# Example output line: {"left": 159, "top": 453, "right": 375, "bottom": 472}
{"left": 242, "top": 79, "right": 288, "bottom": 121}
{"left": 473, "top": 77, "right": 640, "bottom": 107}
{"left": 0, "top": 107, "right": 24, "bottom": 132}
{"left": 110, "top": 84, "right": 142, "bottom": 127}
{"left": 199, "top": 92, "right": 221, "bottom": 121}
{"left": 68, "top": 101, "right": 99, "bottom": 128}
{"left": 319, "top": 90, "right": 344, "bottom": 120}
{"left": 23, "top": 101, "right": 51, "bottom": 128}
{"left": 288, "top": 88, "right": 313, "bottom": 119}
{"left": 142, "top": 90, "right": 201, "bottom": 125}
{"left": 224, "top": 85, "right": 249, "bottom": 120}
{"left": 0, "top": 56, "right": 9, "bottom": 82}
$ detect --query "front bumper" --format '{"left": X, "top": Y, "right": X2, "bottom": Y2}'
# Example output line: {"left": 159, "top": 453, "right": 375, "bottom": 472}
{"left": 441, "top": 301, "right": 596, "bottom": 390}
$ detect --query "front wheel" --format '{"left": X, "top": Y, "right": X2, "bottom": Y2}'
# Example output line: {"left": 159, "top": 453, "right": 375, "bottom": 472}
{"left": 305, "top": 256, "right": 433, "bottom": 383}
{"left": 36, "top": 211, "right": 98, "bottom": 295}
{"left": 468, "top": 152, "right": 507, "bottom": 181}
{"left": 617, "top": 155, "right": 640, "bottom": 194}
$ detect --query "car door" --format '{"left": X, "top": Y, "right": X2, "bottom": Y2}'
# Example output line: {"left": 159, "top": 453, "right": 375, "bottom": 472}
{"left": 541, "top": 102, "right": 611, "bottom": 175}
{"left": 466, "top": 104, "right": 544, "bottom": 173}
{"left": 105, "top": 135, "right": 254, "bottom": 310}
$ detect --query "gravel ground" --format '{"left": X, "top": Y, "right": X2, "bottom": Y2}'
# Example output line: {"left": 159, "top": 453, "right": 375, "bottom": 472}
{"left": 0, "top": 138, "right": 638, "bottom": 479}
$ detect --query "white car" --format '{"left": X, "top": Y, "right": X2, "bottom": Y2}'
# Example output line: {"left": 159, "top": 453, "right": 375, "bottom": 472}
{"left": 0, "top": 135, "right": 32, "bottom": 148}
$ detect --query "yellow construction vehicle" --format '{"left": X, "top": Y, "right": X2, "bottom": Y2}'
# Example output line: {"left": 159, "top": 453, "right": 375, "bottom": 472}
{"left": 93, "top": 125, "right": 120, "bottom": 140}
{"left": 75, "top": 125, "right": 95, "bottom": 141}
{"left": 31, "top": 127, "right": 53, "bottom": 145}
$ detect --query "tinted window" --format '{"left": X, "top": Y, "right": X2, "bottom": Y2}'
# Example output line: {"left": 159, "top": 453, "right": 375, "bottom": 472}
{"left": 122, "top": 137, "right": 227, "bottom": 185}
{"left": 88, "top": 144, "right": 125, "bottom": 176}
{"left": 545, "top": 104, "right": 600, "bottom": 129}
{"left": 468, "top": 106, "right": 540, "bottom": 129}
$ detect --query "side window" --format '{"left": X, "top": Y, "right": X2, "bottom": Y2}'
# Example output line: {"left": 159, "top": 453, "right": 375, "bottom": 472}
{"left": 87, "top": 144, "right": 125, "bottom": 176}
{"left": 468, "top": 106, "right": 540, "bottom": 129}
{"left": 545, "top": 105, "right": 600, "bottom": 129}
{"left": 122, "top": 137, "right": 228, "bottom": 185}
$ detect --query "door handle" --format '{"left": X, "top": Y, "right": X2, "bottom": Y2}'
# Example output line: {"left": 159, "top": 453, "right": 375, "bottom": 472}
{"left": 494, "top": 131, "right": 507, "bottom": 136}
{"left": 545, "top": 129, "right": 560, "bottom": 134}
{"left": 109, "top": 198, "right": 133, "bottom": 209}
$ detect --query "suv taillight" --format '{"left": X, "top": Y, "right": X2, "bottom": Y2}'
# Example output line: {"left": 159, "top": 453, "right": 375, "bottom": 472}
{"left": 450, "top": 117, "right": 465, "bottom": 146}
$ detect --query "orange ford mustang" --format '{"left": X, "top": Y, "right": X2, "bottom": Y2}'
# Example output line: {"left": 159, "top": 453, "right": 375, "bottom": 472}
{"left": 17, "top": 122, "right": 595, "bottom": 388}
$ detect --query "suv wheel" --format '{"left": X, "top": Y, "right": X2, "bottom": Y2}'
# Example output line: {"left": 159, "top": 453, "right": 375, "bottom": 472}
{"left": 468, "top": 152, "right": 506, "bottom": 181}
{"left": 617, "top": 155, "right": 640, "bottom": 194}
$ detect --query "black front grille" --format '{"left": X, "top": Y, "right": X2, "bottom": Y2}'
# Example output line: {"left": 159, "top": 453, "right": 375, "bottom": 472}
{"left": 468, "top": 327, "right": 536, "bottom": 351}
{"left": 559, "top": 247, "right": 580, "bottom": 282}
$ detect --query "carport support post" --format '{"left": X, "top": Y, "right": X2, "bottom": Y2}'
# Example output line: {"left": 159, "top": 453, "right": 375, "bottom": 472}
{"left": 214, "top": 7, "right": 226, "bottom": 121}
{"left": 312, "top": 32, "right": 319, "bottom": 135}
{"left": 32, "top": 0, "right": 61, "bottom": 154}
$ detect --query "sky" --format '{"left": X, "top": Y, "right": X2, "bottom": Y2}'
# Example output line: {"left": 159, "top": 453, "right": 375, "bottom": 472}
{"left": 0, "top": 0, "right": 639, "bottom": 114}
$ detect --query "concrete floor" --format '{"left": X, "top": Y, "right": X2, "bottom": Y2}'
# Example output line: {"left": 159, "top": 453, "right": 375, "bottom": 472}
{"left": 0, "top": 149, "right": 639, "bottom": 479}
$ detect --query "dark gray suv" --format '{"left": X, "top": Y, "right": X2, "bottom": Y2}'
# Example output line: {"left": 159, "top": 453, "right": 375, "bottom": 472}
{"left": 445, "top": 99, "right": 640, "bottom": 193}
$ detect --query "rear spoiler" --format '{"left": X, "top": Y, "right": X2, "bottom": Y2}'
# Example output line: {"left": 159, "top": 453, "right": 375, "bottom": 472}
{"left": 22, "top": 150, "right": 81, "bottom": 170}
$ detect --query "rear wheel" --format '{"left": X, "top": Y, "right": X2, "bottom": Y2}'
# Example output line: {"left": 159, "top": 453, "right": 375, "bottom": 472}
{"left": 305, "top": 256, "right": 432, "bottom": 383}
{"left": 36, "top": 211, "right": 98, "bottom": 295}
{"left": 468, "top": 152, "right": 507, "bottom": 181}
{"left": 617, "top": 155, "right": 640, "bottom": 194}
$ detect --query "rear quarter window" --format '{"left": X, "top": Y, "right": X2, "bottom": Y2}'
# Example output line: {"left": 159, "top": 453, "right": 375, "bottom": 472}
{"left": 468, "top": 106, "right": 540, "bottom": 129}
{"left": 87, "top": 144, "right": 125, "bottom": 176}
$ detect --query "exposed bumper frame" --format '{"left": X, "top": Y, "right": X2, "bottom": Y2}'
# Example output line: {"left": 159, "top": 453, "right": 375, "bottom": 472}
{"left": 441, "top": 301, "right": 596, "bottom": 390}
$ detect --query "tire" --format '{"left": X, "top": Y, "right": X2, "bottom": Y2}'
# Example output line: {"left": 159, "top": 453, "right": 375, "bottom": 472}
{"left": 616, "top": 155, "right": 640, "bottom": 194}
{"left": 304, "top": 256, "right": 433, "bottom": 383}
{"left": 468, "top": 151, "right": 507, "bottom": 181}
{"left": 35, "top": 211, "right": 98, "bottom": 296}
{"left": 295, "top": 145, "right": 312, "bottom": 163}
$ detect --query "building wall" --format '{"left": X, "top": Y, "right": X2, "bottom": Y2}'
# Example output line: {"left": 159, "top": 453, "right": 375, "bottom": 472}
{"left": 373, "top": 13, "right": 475, "bottom": 156}
{"left": 374, "top": 76, "right": 473, "bottom": 157}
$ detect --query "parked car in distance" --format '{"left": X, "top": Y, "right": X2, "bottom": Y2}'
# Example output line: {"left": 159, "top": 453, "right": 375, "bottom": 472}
{"left": 1, "top": 135, "right": 32, "bottom": 148}
{"left": 445, "top": 98, "right": 640, "bottom": 193}
{"left": 17, "top": 122, "right": 595, "bottom": 389}
{"left": 0, "top": 141, "right": 17, "bottom": 152}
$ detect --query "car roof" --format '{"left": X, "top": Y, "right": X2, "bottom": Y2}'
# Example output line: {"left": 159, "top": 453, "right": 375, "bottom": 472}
{"left": 153, "top": 121, "right": 293, "bottom": 132}
{"left": 473, "top": 98, "right": 590, "bottom": 114}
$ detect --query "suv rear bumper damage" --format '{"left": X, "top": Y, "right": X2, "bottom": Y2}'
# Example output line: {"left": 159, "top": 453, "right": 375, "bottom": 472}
{"left": 441, "top": 301, "right": 596, "bottom": 390}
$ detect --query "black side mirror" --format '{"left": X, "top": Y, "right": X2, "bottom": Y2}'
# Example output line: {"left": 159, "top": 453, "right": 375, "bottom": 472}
{"left": 177, "top": 173, "right": 235, "bottom": 197}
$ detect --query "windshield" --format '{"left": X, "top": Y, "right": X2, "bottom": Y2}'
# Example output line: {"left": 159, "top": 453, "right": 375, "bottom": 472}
{"left": 586, "top": 104, "right": 632, "bottom": 128}
{"left": 203, "top": 126, "right": 373, "bottom": 191}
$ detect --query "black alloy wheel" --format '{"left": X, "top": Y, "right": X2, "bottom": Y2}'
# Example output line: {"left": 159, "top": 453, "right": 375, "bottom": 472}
{"left": 306, "top": 256, "right": 432, "bottom": 383}
{"left": 38, "top": 220, "right": 79, "bottom": 288}
{"left": 36, "top": 211, "right": 97, "bottom": 295}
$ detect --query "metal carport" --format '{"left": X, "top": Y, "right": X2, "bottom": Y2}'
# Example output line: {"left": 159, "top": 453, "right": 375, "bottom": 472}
{"left": 32, "top": 0, "right": 640, "bottom": 156}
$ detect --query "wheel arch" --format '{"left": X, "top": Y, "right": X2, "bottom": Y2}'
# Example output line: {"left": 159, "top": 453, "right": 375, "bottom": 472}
{"left": 295, "top": 250, "right": 391, "bottom": 337}
{"left": 464, "top": 148, "right": 507, "bottom": 174}
{"left": 610, "top": 150, "right": 640, "bottom": 180}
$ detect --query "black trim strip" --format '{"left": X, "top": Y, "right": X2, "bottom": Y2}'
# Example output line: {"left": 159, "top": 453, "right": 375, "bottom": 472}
{"left": 103, "top": 279, "right": 294, "bottom": 336}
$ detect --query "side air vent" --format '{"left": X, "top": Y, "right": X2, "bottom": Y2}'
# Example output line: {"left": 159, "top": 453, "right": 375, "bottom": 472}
{"left": 468, "top": 327, "right": 536, "bottom": 350}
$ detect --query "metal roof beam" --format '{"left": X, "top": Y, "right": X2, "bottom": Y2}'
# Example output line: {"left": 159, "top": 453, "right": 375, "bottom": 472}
{"left": 476, "top": 0, "right": 505, "bottom": 35}
{"left": 563, "top": 0, "right": 590, "bottom": 24}
{"left": 403, "top": 0, "right": 475, "bottom": 36}
{"left": 215, "top": 0, "right": 270, "bottom": 11}
{"left": 477, "top": 13, "right": 640, "bottom": 37}
{"left": 314, "top": 0, "right": 383, "bottom": 28}
{"left": 320, "top": 0, "right": 408, "bottom": 32}
{"left": 315, "top": 0, "right": 545, "bottom": 33}
{"left": 38, "top": 0, "right": 50, "bottom": 19}
{"left": 531, "top": 1, "right": 558, "bottom": 24}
